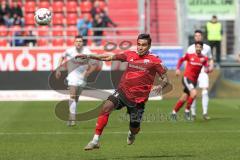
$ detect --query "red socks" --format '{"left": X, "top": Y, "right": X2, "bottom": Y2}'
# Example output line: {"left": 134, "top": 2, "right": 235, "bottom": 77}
{"left": 185, "top": 97, "right": 194, "bottom": 111}
{"left": 95, "top": 113, "right": 110, "bottom": 135}
{"left": 173, "top": 100, "right": 185, "bottom": 112}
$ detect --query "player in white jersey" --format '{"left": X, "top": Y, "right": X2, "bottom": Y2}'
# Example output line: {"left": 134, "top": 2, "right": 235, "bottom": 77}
{"left": 55, "top": 35, "right": 98, "bottom": 126}
{"left": 187, "top": 30, "right": 214, "bottom": 120}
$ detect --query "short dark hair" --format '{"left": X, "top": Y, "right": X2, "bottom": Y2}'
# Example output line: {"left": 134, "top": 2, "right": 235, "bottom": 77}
{"left": 195, "top": 41, "right": 203, "bottom": 47}
{"left": 212, "top": 15, "right": 217, "bottom": 19}
{"left": 194, "top": 30, "right": 203, "bottom": 35}
{"left": 75, "top": 35, "right": 83, "bottom": 39}
{"left": 137, "top": 33, "right": 152, "bottom": 45}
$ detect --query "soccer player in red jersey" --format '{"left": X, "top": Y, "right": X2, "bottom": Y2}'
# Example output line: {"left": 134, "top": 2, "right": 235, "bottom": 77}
{"left": 171, "top": 41, "right": 212, "bottom": 121}
{"left": 76, "top": 34, "right": 169, "bottom": 150}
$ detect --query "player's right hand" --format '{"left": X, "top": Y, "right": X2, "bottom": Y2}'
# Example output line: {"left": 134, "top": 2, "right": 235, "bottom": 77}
{"left": 55, "top": 70, "right": 61, "bottom": 79}
{"left": 175, "top": 69, "right": 181, "bottom": 76}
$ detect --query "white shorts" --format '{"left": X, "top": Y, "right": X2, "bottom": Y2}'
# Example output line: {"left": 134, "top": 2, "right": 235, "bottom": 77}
{"left": 198, "top": 72, "right": 209, "bottom": 88}
{"left": 66, "top": 75, "right": 87, "bottom": 87}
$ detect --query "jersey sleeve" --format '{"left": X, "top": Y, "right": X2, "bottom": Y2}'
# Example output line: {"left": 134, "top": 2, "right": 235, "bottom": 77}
{"left": 62, "top": 49, "right": 68, "bottom": 58}
{"left": 203, "top": 57, "right": 209, "bottom": 67}
{"left": 155, "top": 62, "right": 167, "bottom": 75}
{"left": 176, "top": 53, "right": 188, "bottom": 69}
{"left": 206, "top": 46, "right": 213, "bottom": 59}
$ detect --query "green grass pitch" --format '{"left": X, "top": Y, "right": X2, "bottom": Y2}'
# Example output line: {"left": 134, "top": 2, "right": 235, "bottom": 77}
{"left": 0, "top": 99, "right": 240, "bottom": 160}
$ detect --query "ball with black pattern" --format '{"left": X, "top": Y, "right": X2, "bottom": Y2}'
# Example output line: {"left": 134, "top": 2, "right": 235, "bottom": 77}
{"left": 35, "top": 8, "right": 52, "bottom": 25}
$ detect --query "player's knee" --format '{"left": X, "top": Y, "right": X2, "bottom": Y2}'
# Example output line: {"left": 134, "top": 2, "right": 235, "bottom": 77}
{"left": 130, "top": 125, "right": 140, "bottom": 134}
{"left": 101, "top": 101, "right": 114, "bottom": 114}
{"left": 190, "top": 90, "right": 197, "bottom": 98}
{"left": 202, "top": 89, "right": 208, "bottom": 96}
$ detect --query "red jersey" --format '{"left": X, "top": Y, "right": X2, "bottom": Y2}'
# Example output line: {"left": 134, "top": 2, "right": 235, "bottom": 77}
{"left": 115, "top": 51, "right": 167, "bottom": 103}
{"left": 177, "top": 53, "right": 208, "bottom": 83}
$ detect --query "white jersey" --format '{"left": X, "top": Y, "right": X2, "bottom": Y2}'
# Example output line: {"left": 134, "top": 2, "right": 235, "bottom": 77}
{"left": 62, "top": 47, "right": 96, "bottom": 86}
{"left": 187, "top": 43, "right": 212, "bottom": 73}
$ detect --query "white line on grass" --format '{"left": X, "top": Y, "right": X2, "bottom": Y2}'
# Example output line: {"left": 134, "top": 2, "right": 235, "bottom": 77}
{"left": 0, "top": 130, "right": 240, "bottom": 135}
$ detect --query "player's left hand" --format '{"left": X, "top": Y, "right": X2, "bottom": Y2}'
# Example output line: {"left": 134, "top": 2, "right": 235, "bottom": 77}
{"left": 175, "top": 69, "right": 181, "bottom": 76}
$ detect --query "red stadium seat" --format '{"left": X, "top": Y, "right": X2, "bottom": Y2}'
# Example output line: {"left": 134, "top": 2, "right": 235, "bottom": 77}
{"left": 66, "top": 25, "right": 78, "bottom": 36}
{"left": 24, "top": 1, "right": 36, "bottom": 13}
{"left": 80, "top": 1, "right": 92, "bottom": 13}
{"left": 66, "top": 38, "right": 75, "bottom": 46}
{"left": 0, "top": 39, "right": 8, "bottom": 46}
{"left": 52, "top": 38, "right": 64, "bottom": 46}
{"left": 38, "top": 1, "right": 50, "bottom": 8}
{"left": 37, "top": 39, "right": 49, "bottom": 46}
{"left": 52, "top": 13, "right": 64, "bottom": 25}
{"left": 0, "top": 25, "right": 8, "bottom": 36}
{"left": 25, "top": 13, "right": 35, "bottom": 25}
{"left": 38, "top": 26, "right": 50, "bottom": 36}
{"left": 52, "top": 1, "right": 64, "bottom": 13}
{"left": 66, "top": 13, "right": 78, "bottom": 25}
{"left": 25, "top": 25, "right": 35, "bottom": 31}
{"left": 66, "top": 1, "right": 78, "bottom": 13}
{"left": 52, "top": 25, "right": 64, "bottom": 36}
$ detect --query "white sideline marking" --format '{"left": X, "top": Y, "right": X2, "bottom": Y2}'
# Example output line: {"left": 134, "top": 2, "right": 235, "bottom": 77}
{"left": 0, "top": 90, "right": 162, "bottom": 101}
{"left": 0, "top": 130, "right": 239, "bottom": 135}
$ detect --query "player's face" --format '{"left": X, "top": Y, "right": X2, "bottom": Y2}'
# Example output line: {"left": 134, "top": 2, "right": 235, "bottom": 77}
{"left": 194, "top": 33, "right": 203, "bottom": 42}
{"left": 75, "top": 38, "right": 83, "bottom": 49}
{"left": 137, "top": 39, "right": 150, "bottom": 56}
{"left": 195, "top": 44, "right": 203, "bottom": 54}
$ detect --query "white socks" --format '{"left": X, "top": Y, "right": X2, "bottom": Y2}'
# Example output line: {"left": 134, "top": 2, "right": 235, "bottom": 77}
{"left": 202, "top": 89, "right": 209, "bottom": 115}
{"left": 92, "top": 134, "right": 100, "bottom": 144}
{"left": 69, "top": 99, "right": 77, "bottom": 120}
{"left": 190, "top": 90, "right": 209, "bottom": 116}
{"left": 191, "top": 99, "right": 197, "bottom": 116}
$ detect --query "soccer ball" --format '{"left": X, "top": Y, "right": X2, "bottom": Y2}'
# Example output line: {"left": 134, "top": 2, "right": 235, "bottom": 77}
{"left": 34, "top": 8, "right": 52, "bottom": 25}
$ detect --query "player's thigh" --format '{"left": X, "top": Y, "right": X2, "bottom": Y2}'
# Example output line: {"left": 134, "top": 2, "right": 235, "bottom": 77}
{"left": 190, "top": 88, "right": 198, "bottom": 97}
{"left": 128, "top": 105, "right": 145, "bottom": 128}
{"left": 107, "top": 90, "right": 125, "bottom": 110}
{"left": 198, "top": 72, "right": 209, "bottom": 88}
{"left": 100, "top": 100, "right": 116, "bottom": 114}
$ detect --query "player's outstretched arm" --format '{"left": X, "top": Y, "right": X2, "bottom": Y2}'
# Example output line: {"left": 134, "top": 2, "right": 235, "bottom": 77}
{"left": 175, "top": 54, "right": 188, "bottom": 76}
{"left": 75, "top": 54, "right": 120, "bottom": 61}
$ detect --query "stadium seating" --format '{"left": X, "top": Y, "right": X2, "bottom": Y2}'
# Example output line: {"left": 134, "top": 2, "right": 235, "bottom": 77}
{"left": 37, "top": 39, "right": 49, "bottom": 46}
{"left": 52, "top": 25, "right": 64, "bottom": 36}
{"left": 25, "top": 13, "right": 35, "bottom": 25}
{"left": 0, "top": 25, "right": 8, "bottom": 36}
{"left": 0, "top": 39, "right": 8, "bottom": 46}
{"left": 66, "top": 13, "right": 78, "bottom": 25}
{"left": 24, "top": 1, "right": 36, "bottom": 13}
{"left": 66, "top": 1, "right": 78, "bottom": 13}
{"left": 52, "top": 38, "right": 64, "bottom": 46}
{"left": 80, "top": 1, "right": 93, "bottom": 13}
{"left": 66, "top": 25, "right": 78, "bottom": 36}
{"left": 9, "top": 25, "right": 22, "bottom": 36}
{"left": 52, "top": 13, "right": 65, "bottom": 25}
{"left": 37, "top": 25, "right": 50, "bottom": 36}
{"left": 38, "top": 1, "right": 50, "bottom": 8}
{"left": 66, "top": 38, "right": 75, "bottom": 46}
{"left": 15, "top": 0, "right": 143, "bottom": 46}
{"left": 52, "top": 1, "right": 64, "bottom": 13}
